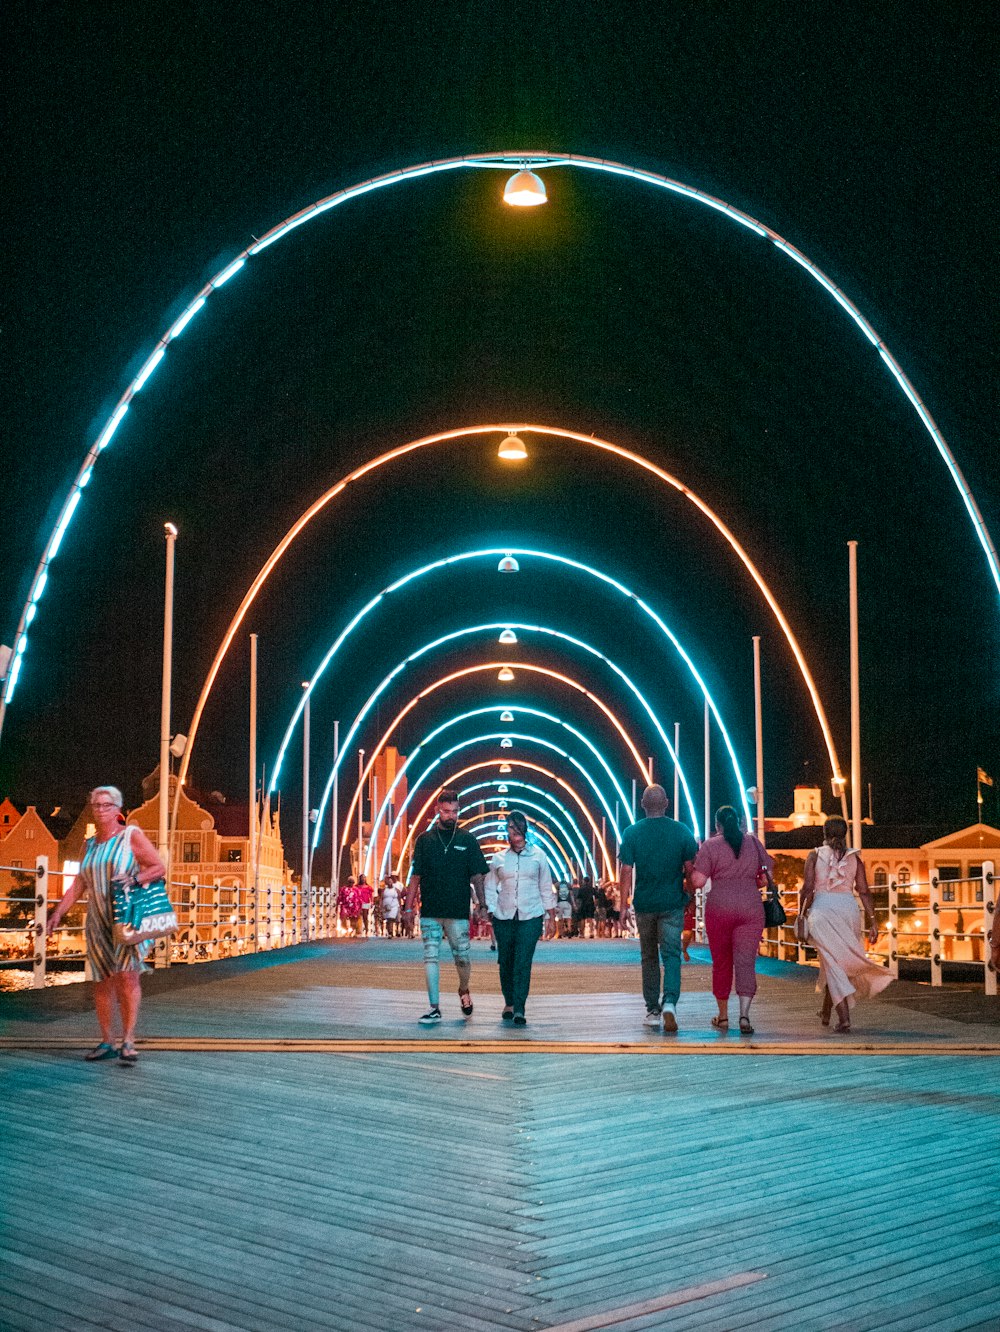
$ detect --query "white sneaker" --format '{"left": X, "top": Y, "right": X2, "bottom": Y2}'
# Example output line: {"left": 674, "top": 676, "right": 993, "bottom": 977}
{"left": 643, "top": 1009, "right": 661, "bottom": 1027}
{"left": 662, "top": 1004, "right": 678, "bottom": 1033}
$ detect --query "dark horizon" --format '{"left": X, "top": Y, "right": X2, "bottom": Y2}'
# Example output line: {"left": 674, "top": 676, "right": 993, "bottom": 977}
{"left": 3, "top": 4, "right": 997, "bottom": 861}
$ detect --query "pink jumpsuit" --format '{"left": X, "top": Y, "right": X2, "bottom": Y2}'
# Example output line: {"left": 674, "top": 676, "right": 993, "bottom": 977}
{"left": 694, "top": 833, "right": 770, "bottom": 1000}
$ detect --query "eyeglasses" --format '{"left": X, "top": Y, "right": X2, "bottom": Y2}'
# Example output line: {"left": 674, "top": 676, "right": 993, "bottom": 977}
{"left": 91, "top": 801, "right": 117, "bottom": 810}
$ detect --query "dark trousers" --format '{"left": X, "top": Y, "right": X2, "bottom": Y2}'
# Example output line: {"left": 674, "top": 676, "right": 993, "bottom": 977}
{"left": 636, "top": 908, "right": 685, "bottom": 1011}
{"left": 491, "top": 914, "right": 544, "bottom": 1014}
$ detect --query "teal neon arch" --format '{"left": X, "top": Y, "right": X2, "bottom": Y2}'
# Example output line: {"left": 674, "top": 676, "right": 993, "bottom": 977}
{"left": 461, "top": 817, "right": 566, "bottom": 880}
{"left": 310, "top": 621, "right": 712, "bottom": 855}
{"left": 377, "top": 731, "right": 625, "bottom": 882}
{"left": 8, "top": 151, "right": 993, "bottom": 734}
{"left": 458, "top": 782, "right": 598, "bottom": 876}
{"left": 269, "top": 546, "right": 747, "bottom": 835}
{"left": 363, "top": 703, "right": 633, "bottom": 877}
{"left": 459, "top": 796, "right": 595, "bottom": 878}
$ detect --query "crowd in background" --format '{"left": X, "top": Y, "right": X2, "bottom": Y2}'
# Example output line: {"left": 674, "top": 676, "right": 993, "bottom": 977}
{"left": 335, "top": 872, "right": 643, "bottom": 941}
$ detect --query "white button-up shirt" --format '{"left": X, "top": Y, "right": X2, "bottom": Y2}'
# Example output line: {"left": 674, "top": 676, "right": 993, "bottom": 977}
{"left": 485, "top": 845, "right": 553, "bottom": 920}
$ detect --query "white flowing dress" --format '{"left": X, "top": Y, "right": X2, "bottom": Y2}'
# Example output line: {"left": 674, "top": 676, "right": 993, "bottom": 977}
{"left": 808, "top": 845, "right": 893, "bottom": 1008}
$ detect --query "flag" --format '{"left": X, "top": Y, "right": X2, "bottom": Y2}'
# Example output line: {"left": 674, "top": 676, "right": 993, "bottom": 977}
{"left": 978, "top": 767, "right": 994, "bottom": 787}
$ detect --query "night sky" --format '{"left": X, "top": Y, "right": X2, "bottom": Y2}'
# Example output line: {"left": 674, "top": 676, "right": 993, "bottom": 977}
{"left": 4, "top": 2, "right": 998, "bottom": 870}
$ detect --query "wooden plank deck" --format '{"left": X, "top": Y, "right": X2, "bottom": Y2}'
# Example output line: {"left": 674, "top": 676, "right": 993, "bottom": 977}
{"left": 2, "top": 941, "right": 999, "bottom": 1329}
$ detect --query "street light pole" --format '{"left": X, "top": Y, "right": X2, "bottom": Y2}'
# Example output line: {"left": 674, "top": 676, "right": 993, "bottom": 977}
{"left": 249, "top": 633, "right": 258, "bottom": 952}
{"left": 157, "top": 522, "right": 177, "bottom": 968}
{"left": 331, "top": 719, "right": 340, "bottom": 897}
{"left": 849, "top": 540, "right": 862, "bottom": 850}
{"left": 357, "top": 748, "right": 365, "bottom": 879}
{"left": 301, "top": 683, "right": 310, "bottom": 942}
{"left": 673, "top": 722, "right": 680, "bottom": 822}
{"left": 753, "top": 635, "right": 765, "bottom": 846}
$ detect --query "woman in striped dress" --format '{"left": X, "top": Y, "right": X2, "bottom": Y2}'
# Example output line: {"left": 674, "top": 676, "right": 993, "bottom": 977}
{"left": 46, "top": 786, "right": 166, "bottom": 1065}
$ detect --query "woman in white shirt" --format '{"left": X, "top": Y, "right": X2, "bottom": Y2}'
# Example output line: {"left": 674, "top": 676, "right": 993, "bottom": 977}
{"left": 485, "top": 811, "right": 553, "bottom": 1026}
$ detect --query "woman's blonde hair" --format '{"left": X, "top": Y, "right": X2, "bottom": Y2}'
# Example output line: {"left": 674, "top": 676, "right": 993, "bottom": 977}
{"left": 90, "top": 785, "right": 123, "bottom": 808}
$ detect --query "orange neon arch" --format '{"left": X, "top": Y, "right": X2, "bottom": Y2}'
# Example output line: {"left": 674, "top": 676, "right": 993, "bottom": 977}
{"left": 396, "top": 759, "right": 615, "bottom": 878}
{"left": 174, "top": 424, "right": 848, "bottom": 831}
{"left": 338, "top": 659, "right": 651, "bottom": 855}
{"left": 457, "top": 812, "right": 575, "bottom": 875}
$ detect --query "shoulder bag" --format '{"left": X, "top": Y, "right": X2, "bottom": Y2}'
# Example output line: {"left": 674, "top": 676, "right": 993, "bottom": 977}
{"left": 112, "top": 827, "right": 179, "bottom": 945}
{"left": 756, "top": 841, "right": 787, "bottom": 928}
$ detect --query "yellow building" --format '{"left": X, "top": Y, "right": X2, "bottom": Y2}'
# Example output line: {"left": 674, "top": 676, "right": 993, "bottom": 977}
{"left": 127, "top": 775, "right": 300, "bottom": 958}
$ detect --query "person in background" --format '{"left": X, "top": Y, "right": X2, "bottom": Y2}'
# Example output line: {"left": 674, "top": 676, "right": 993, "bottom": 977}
{"left": 45, "top": 786, "right": 166, "bottom": 1066}
{"left": 575, "top": 875, "right": 597, "bottom": 939}
{"left": 681, "top": 896, "right": 696, "bottom": 962}
{"left": 618, "top": 785, "right": 698, "bottom": 1033}
{"left": 405, "top": 789, "right": 489, "bottom": 1024}
{"left": 485, "top": 811, "right": 552, "bottom": 1026}
{"left": 689, "top": 805, "right": 767, "bottom": 1035}
{"left": 381, "top": 876, "right": 401, "bottom": 937}
{"left": 555, "top": 880, "right": 573, "bottom": 938}
{"left": 798, "top": 816, "right": 892, "bottom": 1032}
{"left": 356, "top": 874, "right": 374, "bottom": 936}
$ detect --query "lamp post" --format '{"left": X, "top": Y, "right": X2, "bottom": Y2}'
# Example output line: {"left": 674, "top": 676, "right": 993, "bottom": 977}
{"left": 157, "top": 522, "right": 177, "bottom": 967}
{"left": 849, "top": 540, "right": 862, "bottom": 850}
{"left": 249, "top": 633, "right": 258, "bottom": 952}
{"left": 301, "top": 682, "right": 310, "bottom": 942}
{"left": 331, "top": 719, "right": 340, "bottom": 898}
{"left": 753, "top": 635, "right": 765, "bottom": 846}
{"left": 356, "top": 748, "right": 365, "bottom": 879}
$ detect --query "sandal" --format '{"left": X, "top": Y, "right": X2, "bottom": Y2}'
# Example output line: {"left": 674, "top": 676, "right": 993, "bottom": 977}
{"left": 738, "top": 1016, "right": 755, "bottom": 1036}
{"left": 118, "top": 1041, "right": 138, "bottom": 1066}
{"left": 459, "top": 991, "right": 474, "bottom": 1017}
{"left": 84, "top": 1041, "right": 119, "bottom": 1062}
{"left": 834, "top": 1021, "right": 851, "bottom": 1034}
{"left": 710, "top": 1015, "right": 729, "bottom": 1031}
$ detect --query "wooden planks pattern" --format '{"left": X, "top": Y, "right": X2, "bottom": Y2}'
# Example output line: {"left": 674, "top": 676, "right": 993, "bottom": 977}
{"left": 3, "top": 1047, "right": 1000, "bottom": 1330}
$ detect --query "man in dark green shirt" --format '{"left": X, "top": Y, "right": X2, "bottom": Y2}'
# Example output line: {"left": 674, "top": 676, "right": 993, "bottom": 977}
{"left": 405, "top": 789, "right": 489, "bottom": 1024}
{"left": 618, "top": 784, "right": 697, "bottom": 1032}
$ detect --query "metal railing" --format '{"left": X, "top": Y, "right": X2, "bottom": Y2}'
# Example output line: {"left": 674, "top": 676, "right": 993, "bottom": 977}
{"left": 0, "top": 857, "right": 340, "bottom": 988}
{"left": 747, "top": 860, "right": 997, "bottom": 996}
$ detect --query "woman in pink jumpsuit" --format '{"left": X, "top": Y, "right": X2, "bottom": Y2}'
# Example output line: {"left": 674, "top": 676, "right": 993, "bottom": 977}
{"left": 690, "top": 806, "right": 769, "bottom": 1034}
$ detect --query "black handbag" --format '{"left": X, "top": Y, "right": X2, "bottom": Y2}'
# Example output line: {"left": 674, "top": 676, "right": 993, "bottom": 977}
{"left": 757, "top": 843, "right": 787, "bottom": 928}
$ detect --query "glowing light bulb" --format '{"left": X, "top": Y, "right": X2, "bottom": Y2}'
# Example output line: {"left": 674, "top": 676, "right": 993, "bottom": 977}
{"left": 503, "top": 170, "right": 547, "bottom": 207}
{"left": 500, "top": 737, "right": 513, "bottom": 749}
{"left": 498, "top": 433, "right": 528, "bottom": 461}
{"left": 498, "top": 666, "right": 515, "bottom": 682}
{"left": 497, "top": 554, "right": 520, "bottom": 573}
{"left": 499, "top": 628, "right": 518, "bottom": 644}
{"left": 499, "top": 710, "right": 514, "bottom": 723}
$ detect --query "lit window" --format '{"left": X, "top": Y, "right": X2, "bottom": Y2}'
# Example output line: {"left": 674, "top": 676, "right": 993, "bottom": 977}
{"left": 183, "top": 841, "right": 200, "bottom": 863}
{"left": 897, "top": 866, "right": 911, "bottom": 886}
{"left": 873, "top": 867, "right": 887, "bottom": 887}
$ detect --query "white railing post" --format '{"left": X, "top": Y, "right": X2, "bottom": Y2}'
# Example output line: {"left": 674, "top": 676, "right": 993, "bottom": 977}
{"left": 887, "top": 878, "right": 899, "bottom": 980}
{"left": 984, "top": 860, "right": 996, "bottom": 997}
{"left": 930, "top": 873, "right": 942, "bottom": 986}
{"left": 32, "top": 855, "right": 48, "bottom": 989}
{"left": 211, "top": 878, "right": 221, "bottom": 958}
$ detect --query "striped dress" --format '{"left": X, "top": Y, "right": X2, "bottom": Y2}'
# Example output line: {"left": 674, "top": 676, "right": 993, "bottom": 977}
{"left": 82, "top": 825, "right": 152, "bottom": 979}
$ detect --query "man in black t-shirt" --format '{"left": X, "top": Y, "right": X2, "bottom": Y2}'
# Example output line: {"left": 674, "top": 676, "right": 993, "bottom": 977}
{"left": 405, "top": 789, "right": 489, "bottom": 1024}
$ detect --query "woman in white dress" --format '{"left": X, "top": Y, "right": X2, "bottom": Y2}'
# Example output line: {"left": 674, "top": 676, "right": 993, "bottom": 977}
{"left": 799, "top": 816, "right": 892, "bottom": 1032}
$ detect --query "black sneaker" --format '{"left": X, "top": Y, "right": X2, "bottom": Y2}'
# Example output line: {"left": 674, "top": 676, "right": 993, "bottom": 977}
{"left": 512, "top": 1012, "right": 527, "bottom": 1026}
{"left": 418, "top": 1007, "right": 442, "bottom": 1025}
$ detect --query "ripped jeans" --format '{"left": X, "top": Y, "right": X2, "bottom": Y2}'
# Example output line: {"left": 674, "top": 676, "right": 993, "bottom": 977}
{"left": 420, "top": 917, "right": 472, "bottom": 1007}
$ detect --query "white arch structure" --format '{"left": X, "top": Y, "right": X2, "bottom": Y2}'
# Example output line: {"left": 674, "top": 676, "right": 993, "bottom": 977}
{"left": 457, "top": 789, "right": 598, "bottom": 877}
{"left": 397, "top": 759, "right": 616, "bottom": 879}
{"left": 7, "top": 150, "right": 993, "bottom": 751}
{"left": 268, "top": 546, "right": 748, "bottom": 815}
{"left": 363, "top": 704, "right": 634, "bottom": 878}
{"left": 336, "top": 659, "right": 652, "bottom": 859}
{"left": 310, "top": 620, "right": 708, "bottom": 852}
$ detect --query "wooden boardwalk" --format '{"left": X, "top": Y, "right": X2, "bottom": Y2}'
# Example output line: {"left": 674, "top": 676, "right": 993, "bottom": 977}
{"left": 3, "top": 940, "right": 999, "bottom": 1330}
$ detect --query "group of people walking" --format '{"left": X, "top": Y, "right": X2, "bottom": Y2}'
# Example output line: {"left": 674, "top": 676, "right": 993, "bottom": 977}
{"left": 49, "top": 780, "right": 905, "bottom": 1059}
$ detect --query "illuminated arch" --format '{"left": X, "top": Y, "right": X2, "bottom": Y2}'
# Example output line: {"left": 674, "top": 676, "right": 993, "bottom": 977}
{"left": 459, "top": 815, "right": 568, "bottom": 880}
{"left": 457, "top": 792, "right": 596, "bottom": 876}
{"left": 398, "top": 759, "right": 615, "bottom": 878}
{"left": 364, "top": 704, "right": 634, "bottom": 877}
{"left": 10, "top": 153, "right": 992, "bottom": 767}
{"left": 268, "top": 547, "right": 746, "bottom": 820}
{"left": 458, "top": 779, "right": 604, "bottom": 879}
{"left": 377, "top": 731, "right": 626, "bottom": 882}
{"left": 337, "top": 659, "right": 652, "bottom": 854}
{"left": 311, "top": 621, "right": 708, "bottom": 854}
{"left": 179, "top": 427, "right": 836, "bottom": 823}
